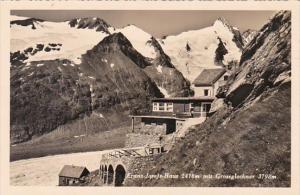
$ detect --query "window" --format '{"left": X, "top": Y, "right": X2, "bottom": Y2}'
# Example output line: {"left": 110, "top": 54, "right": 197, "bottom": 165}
{"left": 149, "top": 148, "right": 154, "bottom": 154}
{"left": 153, "top": 102, "right": 173, "bottom": 112}
{"left": 202, "top": 105, "right": 206, "bottom": 112}
{"left": 192, "top": 102, "right": 201, "bottom": 112}
{"left": 202, "top": 103, "right": 211, "bottom": 112}
{"left": 190, "top": 103, "right": 194, "bottom": 112}
{"left": 166, "top": 103, "right": 173, "bottom": 111}
{"left": 224, "top": 75, "right": 229, "bottom": 81}
{"left": 159, "top": 102, "right": 165, "bottom": 111}
{"left": 153, "top": 102, "right": 158, "bottom": 111}
{"left": 204, "top": 89, "right": 209, "bottom": 96}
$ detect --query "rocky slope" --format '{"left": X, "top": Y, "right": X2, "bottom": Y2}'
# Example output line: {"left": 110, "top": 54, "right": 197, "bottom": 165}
{"left": 126, "top": 10, "right": 291, "bottom": 187}
{"left": 10, "top": 32, "right": 163, "bottom": 144}
{"left": 68, "top": 17, "right": 112, "bottom": 33}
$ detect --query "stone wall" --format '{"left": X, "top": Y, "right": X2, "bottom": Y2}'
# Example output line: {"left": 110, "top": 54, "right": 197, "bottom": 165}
{"left": 125, "top": 154, "right": 163, "bottom": 186}
{"left": 99, "top": 151, "right": 164, "bottom": 186}
{"left": 139, "top": 124, "right": 166, "bottom": 135}
{"left": 125, "top": 133, "right": 161, "bottom": 148}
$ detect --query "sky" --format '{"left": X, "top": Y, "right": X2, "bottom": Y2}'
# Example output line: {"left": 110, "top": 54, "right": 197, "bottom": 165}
{"left": 11, "top": 10, "right": 276, "bottom": 38}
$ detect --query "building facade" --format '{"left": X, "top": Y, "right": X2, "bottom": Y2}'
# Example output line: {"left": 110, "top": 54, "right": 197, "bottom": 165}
{"left": 192, "top": 68, "right": 229, "bottom": 97}
{"left": 58, "top": 165, "right": 90, "bottom": 186}
{"left": 127, "top": 97, "right": 214, "bottom": 148}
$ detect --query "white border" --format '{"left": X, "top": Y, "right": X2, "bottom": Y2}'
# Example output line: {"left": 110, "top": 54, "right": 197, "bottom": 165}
{"left": 1, "top": 1, "right": 299, "bottom": 195}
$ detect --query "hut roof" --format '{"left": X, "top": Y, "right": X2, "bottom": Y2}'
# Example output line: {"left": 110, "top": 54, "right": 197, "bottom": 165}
{"left": 59, "top": 165, "right": 89, "bottom": 179}
{"left": 193, "top": 68, "right": 226, "bottom": 86}
{"left": 152, "top": 97, "right": 215, "bottom": 101}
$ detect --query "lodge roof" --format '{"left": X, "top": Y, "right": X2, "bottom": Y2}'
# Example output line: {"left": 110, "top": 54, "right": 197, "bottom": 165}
{"left": 152, "top": 96, "right": 215, "bottom": 101}
{"left": 59, "top": 165, "right": 89, "bottom": 179}
{"left": 129, "top": 115, "right": 186, "bottom": 120}
{"left": 130, "top": 111, "right": 187, "bottom": 120}
{"left": 193, "top": 68, "right": 226, "bottom": 86}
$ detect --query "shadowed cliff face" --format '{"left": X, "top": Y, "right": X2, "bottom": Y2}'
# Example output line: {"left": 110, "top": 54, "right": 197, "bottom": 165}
{"left": 225, "top": 11, "right": 291, "bottom": 108}
{"left": 125, "top": 11, "right": 291, "bottom": 187}
{"left": 68, "top": 17, "right": 112, "bottom": 33}
{"left": 10, "top": 18, "right": 44, "bottom": 29}
{"left": 144, "top": 37, "right": 192, "bottom": 97}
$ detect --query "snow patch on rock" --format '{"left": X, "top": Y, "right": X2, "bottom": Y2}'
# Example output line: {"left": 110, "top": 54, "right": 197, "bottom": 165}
{"left": 156, "top": 65, "right": 163, "bottom": 73}
{"left": 36, "top": 63, "right": 44, "bottom": 67}
{"left": 158, "top": 86, "right": 170, "bottom": 98}
{"left": 93, "top": 112, "right": 104, "bottom": 118}
{"left": 27, "top": 72, "right": 34, "bottom": 77}
{"left": 73, "top": 134, "right": 85, "bottom": 138}
{"left": 274, "top": 70, "right": 291, "bottom": 85}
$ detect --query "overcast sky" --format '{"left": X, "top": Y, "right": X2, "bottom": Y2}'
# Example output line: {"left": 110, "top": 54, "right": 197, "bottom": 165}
{"left": 11, "top": 10, "right": 276, "bottom": 38}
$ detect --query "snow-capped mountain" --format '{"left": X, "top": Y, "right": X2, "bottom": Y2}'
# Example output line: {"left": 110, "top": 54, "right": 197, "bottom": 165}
{"left": 10, "top": 16, "right": 110, "bottom": 64}
{"left": 10, "top": 15, "right": 191, "bottom": 143}
{"left": 10, "top": 16, "right": 190, "bottom": 96}
{"left": 68, "top": 17, "right": 113, "bottom": 33}
{"left": 115, "top": 25, "right": 157, "bottom": 59}
{"left": 11, "top": 16, "right": 160, "bottom": 64}
{"left": 159, "top": 17, "right": 244, "bottom": 82}
{"left": 10, "top": 15, "right": 45, "bottom": 29}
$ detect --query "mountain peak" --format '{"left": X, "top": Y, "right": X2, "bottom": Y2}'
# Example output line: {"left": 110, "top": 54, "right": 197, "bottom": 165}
{"left": 10, "top": 15, "right": 44, "bottom": 22}
{"left": 10, "top": 16, "right": 44, "bottom": 29}
{"left": 216, "top": 17, "right": 230, "bottom": 24}
{"left": 213, "top": 16, "right": 244, "bottom": 49}
{"left": 213, "top": 17, "right": 233, "bottom": 30}
{"left": 68, "top": 17, "right": 111, "bottom": 33}
{"left": 120, "top": 24, "right": 152, "bottom": 36}
{"left": 98, "top": 32, "right": 132, "bottom": 47}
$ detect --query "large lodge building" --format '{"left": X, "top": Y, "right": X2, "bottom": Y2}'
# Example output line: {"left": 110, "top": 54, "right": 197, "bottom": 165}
{"left": 127, "top": 68, "right": 228, "bottom": 147}
{"left": 130, "top": 97, "right": 214, "bottom": 134}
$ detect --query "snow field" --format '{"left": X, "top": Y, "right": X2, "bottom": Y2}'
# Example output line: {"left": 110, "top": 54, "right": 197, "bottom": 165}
{"left": 10, "top": 150, "right": 110, "bottom": 186}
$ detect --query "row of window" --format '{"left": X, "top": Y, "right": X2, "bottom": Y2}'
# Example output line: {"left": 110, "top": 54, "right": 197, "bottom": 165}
{"left": 153, "top": 102, "right": 173, "bottom": 111}
{"left": 153, "top": 102, "right": 211, "bottom": 112}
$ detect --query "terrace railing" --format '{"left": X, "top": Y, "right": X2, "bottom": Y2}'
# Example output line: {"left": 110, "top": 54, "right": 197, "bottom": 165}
{"left": 101, "top": 144, "right": 169, "bottom": 160}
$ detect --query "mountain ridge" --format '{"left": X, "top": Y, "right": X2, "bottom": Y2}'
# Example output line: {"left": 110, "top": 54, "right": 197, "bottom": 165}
{"left": 10, "top": 24, "right": 190, "bottom": 143}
